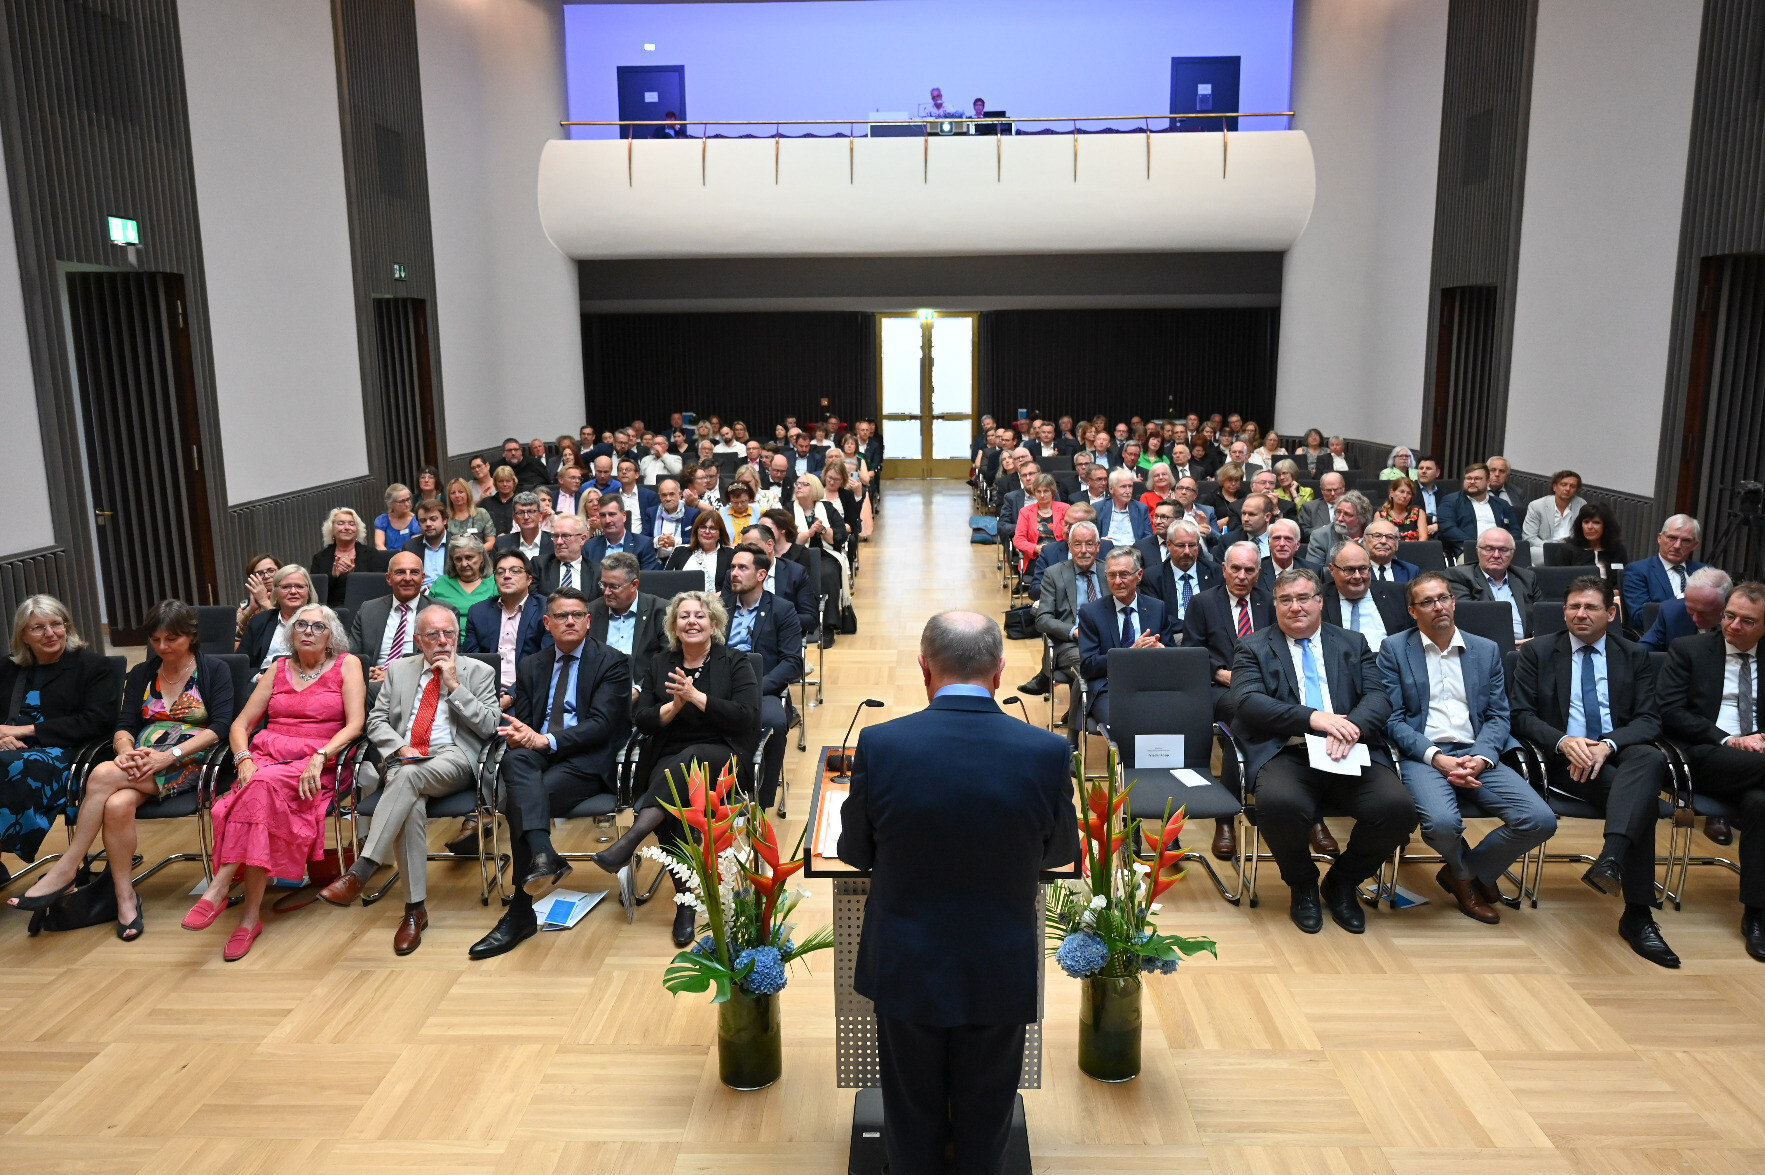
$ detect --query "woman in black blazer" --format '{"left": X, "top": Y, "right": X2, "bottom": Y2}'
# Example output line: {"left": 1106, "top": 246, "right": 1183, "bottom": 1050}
{"left": 664, "top": 510, "right": 734, "bottom": 592}
{"left": 240, "top": 565, "right": 318, "bottom": 671}
{"left": 310, "top": 507, "right": 390, "bottom": 609}
{"left": 588, "top": 591, "right": 758, "bottom": 946}
{"left": 1564, "top": 503, "right": 1629, "bottom": 577}
{"left": 0, "top": 596, "right": 122, "bottom": 872}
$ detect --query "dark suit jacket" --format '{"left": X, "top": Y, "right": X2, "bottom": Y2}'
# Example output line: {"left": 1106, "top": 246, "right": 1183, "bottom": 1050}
{"left": 1146, "top": 556, "right": 1221, "bottom": 623}
{"left": 1077, "top": 593, "right": 1173, "bottom": 693}
{"left": 508, "top": 455, "right": 550, "bottom": 490}
{"left": 493, "top": 531, "right": 555, "bottom": 567}
{"left": 1219, "top": 527, "right": 1267, "bottom": 555}
{"left": 768, "top": 552, "right": 818, "bottom": 635}
{"left": 1321, "top": 581, "right": 1414, "bottom": 639}
{"left": 1024, "top": 537, "right": 1114, "bottom": 601}
{"left": 509, "top": 639, "right": 629, "bottom": 781}
{"left": 349, "top": 592, "right": 434, "bottom": 667}
{"left": 1225, "top": 624, "right": 1393, "bottom": 788}
{"left": 588, "top": 592, "right": 668, "bottom": 685}
{"left": 1639, "top": 598, "right": 1701, "bottom": 652}
{"left": 1377, "top": 628, "right": 1508, "bottom": 764}
{"left": 837, "top": 692, "right": 1079, "bottom": 1025}
{"left": 1093, "top": 499, "right": 1153, "bottom": 543}
{"left": 1370, "top": 557, "right": 1420, "bottom": 586}
{"left": 239, "top": 609, "right": 286, "bottom": 669}
{"left": 642, "top": 503, "right": 700, "bottom": 544}
{"left": 719, "top": 589, "right": 804, "bottom": 695}
{"left": 586, "top": 532, "right": 660, "bottom": 571}
{"left": 536, "top": 556, "right": 602, "bottom": 599}
{"left": 786, "top": 447, "right": 825, "bottom": 476}
{"left": 1509, "top": 630, "right": 1660, "bottom": 752}
{"left": 632, "top": 643, "right": 759, "bottom": 794}
{"left": 664, "top": 543, "right": 733, "bottom": 592}
{"left": 1256, "top": 554, "right": 1319, "bottom": 595}
{"left": 1623, "top": 556, "right": 1709, "bottom": 623}
{"left": 310, "top": 545, "right": 391, "bottom": 609}
{"left": 461, "top": 593, "right": 550, "bottom": 668}
{"left": 605, "top": 486, "right": 659, "bottom": 524}
{"left": 0, "top": 647, "right": 122, "bottom": 749}
{"left": 1659, "top": 629, "right": 1754, "bottom": 746}
{"left": 1183, "top": 585, "right": 1274, "bottom": 680}
{"left": 1435, "top": 491, "right": 1520, "bottom": 556}
{"left": 1448, "top": 564, "right": 1543, "bottom": 637}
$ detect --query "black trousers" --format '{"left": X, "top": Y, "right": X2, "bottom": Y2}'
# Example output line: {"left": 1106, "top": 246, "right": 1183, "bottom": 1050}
{"left": 1548, "top": 743, "right": 1668, "bottom": 905}
{"left": 757, "top": 694, "right": 789, "bottom": 809}
{"left": 1685, "top": 743, "right": 1765, "bottom": 907}
{"left": 1254, "top": 746, "right": 1417, "bottom": 888}
{"left": 636, "top": 742, "right": 737, "bottom": 853}
{"left": 500, "top": 747, "right": 612, "bottom": 906}
{"left": 875, "top": 1015, "right": 1025, "bottom": 1175}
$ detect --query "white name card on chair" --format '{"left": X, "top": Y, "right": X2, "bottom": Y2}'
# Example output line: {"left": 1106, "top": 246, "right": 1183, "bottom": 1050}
{"left": 1135, "top": 735, "right": 1183, "bottom": 770}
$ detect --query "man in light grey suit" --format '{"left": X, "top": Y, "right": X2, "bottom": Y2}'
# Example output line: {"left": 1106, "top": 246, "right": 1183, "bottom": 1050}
{"left": 318, "top": 605, "right": 499, "bottom": 955}
{"left": 1378, "top": 572, "right": 1556, "bottom": 925}
{"left": 1032, "top": 521, "right": 1105, "bottom": 743}
{"left": 349, "top": 551, "right": 433, "bottom": 681}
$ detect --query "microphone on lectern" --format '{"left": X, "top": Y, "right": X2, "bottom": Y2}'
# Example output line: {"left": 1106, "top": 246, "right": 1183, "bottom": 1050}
{"left": 1001, "top": 696, "right": 1032, "bottom": 723}
{"left": 831, "top": 699, "right": 885, "bottom": 780}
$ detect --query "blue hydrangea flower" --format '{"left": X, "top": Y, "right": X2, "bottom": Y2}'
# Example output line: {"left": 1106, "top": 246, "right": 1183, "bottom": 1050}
{"left": 690, "top": 935, "right": 716, "bottom": 958}
{"left": 1139, "top": 953, "right": 1180, "bottom": 975}
{"left": 736, "top": 945, "right": 787, "bottom": 995}
{"left": 1055, "top": 931, "right": 1109, "bottom": 978}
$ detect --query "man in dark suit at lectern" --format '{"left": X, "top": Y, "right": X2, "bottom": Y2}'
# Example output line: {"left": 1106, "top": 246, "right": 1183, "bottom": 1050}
{"left": 838, "top": 611, "right": 1078, "bottom": 1175}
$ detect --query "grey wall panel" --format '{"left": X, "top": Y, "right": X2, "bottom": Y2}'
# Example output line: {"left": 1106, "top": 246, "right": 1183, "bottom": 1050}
{"left": 226, "top": 475, "right": 379, "bottom": 578}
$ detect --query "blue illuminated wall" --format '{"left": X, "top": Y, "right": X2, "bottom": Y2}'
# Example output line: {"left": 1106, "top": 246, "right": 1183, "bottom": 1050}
{"left": 563, "top": 0, "right": 1293, "bottom": 137}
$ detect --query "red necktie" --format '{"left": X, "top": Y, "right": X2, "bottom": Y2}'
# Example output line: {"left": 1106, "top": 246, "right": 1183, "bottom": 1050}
{"left": 1235, "top": 598, "right": 1253, "bottom": 638}
{"left": 409, "top": 670, "right": 442, "bottom": 755}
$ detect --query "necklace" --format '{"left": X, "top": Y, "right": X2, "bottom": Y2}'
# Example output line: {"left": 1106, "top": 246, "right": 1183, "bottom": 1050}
{"left": 295, "top": 659, "right": 328, "bottom": 683}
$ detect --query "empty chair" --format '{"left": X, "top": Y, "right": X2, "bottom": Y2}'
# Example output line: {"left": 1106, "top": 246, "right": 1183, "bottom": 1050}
{"left": 1533, "top": 565, "right": 1586, "bottom": 601}
{"left": 1454, "top": 600, "right": 1518, "bottom": 659}
{"left": 634, "top": 569, "right": 702, "bottom": 602}
{"left": 1397, "top": 540, "right": 1447, "bottom": 573}
{"left": 1531, "top": 601, "right": 1568, "bottom": 638}
{"left": 341, "top": 571, "right": 395, "bottom": 614}
{"left": 196, "top": 605, "right": 238, "bottom": 650}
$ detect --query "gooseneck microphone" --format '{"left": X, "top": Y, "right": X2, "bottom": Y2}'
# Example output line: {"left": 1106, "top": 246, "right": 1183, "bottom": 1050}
{"left": 1001, "top": 695, "right": 1031, "bottom": 723}
{"left": 831, "top": 698, "right": 885, "bottom": 780}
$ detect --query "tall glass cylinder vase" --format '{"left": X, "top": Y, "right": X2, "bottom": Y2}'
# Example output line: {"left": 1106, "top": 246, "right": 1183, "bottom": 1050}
{"left": 717, "top": 989, "right": 783, "bottom": 1090}
{"left": 1078, "top": 972, "right": 1143, "bottom": 1082}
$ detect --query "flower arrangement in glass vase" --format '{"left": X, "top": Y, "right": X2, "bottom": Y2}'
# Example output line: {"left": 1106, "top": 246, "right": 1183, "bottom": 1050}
{"left": 1046, "top": 750, "right": 1216, "bottom": 1081}
{"left": 642, "top": 757, "right": 833, "bottom": 1090}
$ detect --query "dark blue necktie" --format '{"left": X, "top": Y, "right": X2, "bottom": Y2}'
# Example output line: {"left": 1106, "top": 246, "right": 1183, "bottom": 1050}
{"left": 1119, "top": 606, "right": 1135, "bottom": 646}
{"left": 1179, "top": 570, "right": 1194, "bottom": 613}
{"left": 1580, "top": 645, "right": 1602, "bottom": 739}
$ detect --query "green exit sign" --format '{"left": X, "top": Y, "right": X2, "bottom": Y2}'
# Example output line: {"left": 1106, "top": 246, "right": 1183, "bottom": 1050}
{"left": 392, "top": 263, "right": 408, "bottom": 281}
{"left": 107, "top": 216, "right": 139, "bottom": 246}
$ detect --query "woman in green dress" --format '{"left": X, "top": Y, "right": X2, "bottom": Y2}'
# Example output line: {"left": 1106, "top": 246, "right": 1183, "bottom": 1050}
{"left": 426, "top": 538, "right": 497, "bottom": 618}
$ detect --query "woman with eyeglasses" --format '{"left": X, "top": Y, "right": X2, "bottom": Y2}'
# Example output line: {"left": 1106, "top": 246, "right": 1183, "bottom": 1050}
{"left": 427, "top": 538, "right": 497, "bottom": 618}
{"left": 374, "top": 484, "right": 419, "bottom": 551}
{"left": 234, "top": 552, "right": 282, "bottom": 647}
{"left": 240, "top": 564, "right": 317, "bottom": 672}
{"left": 667, "top": 509, "right": 732, "bottom": 592}
{"left": 184, "top": 604, "right": 364, "bottom": 960}
{"left": 0, "top": 596, "right": 122, "bottom": 883}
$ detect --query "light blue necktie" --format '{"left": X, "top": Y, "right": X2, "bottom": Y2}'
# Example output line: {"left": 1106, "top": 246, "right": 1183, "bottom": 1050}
{"left": 1349, "top": 599, "right": 1362, "bottom": 632}
{"left": 1301, "top": 637, "right": 1324, "bottom": 710}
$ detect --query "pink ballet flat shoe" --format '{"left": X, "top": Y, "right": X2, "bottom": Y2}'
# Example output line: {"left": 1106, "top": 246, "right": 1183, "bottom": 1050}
{"left": 181, "top": 895, "right": 228, "bottom": 932}
{"left": 222, "top": 921, "right": 263, "bottom": 962}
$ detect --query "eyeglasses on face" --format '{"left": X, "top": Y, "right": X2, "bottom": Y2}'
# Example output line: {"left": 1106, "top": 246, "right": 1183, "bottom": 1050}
{"left": 291, "top": 620, "right": 329, "bottom": 634}
{"left": 1413, "top": 594, "right": 1454, "bottom": 610}
{"left": 550, "top": 610, "right": 590, "bottom": 623}
{"left": 1274, "top": 593, "right": 1319, "bottom": 607}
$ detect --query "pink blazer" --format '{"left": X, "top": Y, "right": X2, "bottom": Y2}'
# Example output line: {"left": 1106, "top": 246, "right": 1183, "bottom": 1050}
{"left": 1014, "top": 500, "right": 1069, "bottom": 560}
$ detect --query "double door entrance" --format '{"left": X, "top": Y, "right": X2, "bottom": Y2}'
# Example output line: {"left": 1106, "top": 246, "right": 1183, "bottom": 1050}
{"left": 878, "top": 312, "right": 976, "bottom": 479}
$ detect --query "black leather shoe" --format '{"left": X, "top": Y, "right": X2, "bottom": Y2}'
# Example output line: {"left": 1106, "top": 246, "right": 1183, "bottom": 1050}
{"left": 1707, "top": 816, "right": 1734, "bottom": 845}
{"left": 1289, "top": 882, "right": 1323, "bottom": 934}
{"left": 468, "top": 910, "right": 537, "bottom": 960}
{"left": 1321, "top": 873, "right": 1366, "bottom": 934}
{"left": 1017, "top": 674, "right": 1050, "bottom": 697}
{"left": 1619, "top": 915, "right": 1680, "bottom": 968}
{"left": 519, "top": 849, "right": 572, "bottom": 897}
{"left": 1744, "top": 913, "right": 1765, "bottom": 963}
{"left": 1582, "top": 858, "right": 1623, "bottom": 897}
{"left": 672, "top": 902, "right": 697, "bottom": 948}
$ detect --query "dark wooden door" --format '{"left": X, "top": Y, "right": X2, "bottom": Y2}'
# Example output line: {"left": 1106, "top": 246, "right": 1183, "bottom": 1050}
{"left": 1679, "top": 254, "right": 1765, "bottom": 579}
{"left": 1429, "top": 284, "right": 1502, "bottom": 477}
{"left": 65, "top": 271, "right": 217, "bottom": 641}
{"left": 373, "top": 296, "right": 438, "bottom": 488}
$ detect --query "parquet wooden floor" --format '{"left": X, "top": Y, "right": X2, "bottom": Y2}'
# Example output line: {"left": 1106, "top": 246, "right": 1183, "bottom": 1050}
{"left": 2, "top": 481, "right": 1763, "bottom": 1174}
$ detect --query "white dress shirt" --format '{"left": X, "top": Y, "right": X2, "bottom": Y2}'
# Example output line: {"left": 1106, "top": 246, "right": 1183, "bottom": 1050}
{"left": 553, "top": 557, "right": 588, "bottom": 591}
{"left": 621, "top": 490, "right": 643, "bottom": 531}
{"left": 1336, "top": 593, "right": 1388, "bottom": 649}
{"left": 1421, "top": 628, "right": 1477, "bottom": 754}
{"left": 378, "top": 599, "right": 419, "bottom": 664}
{"left": 1285, "top": 632, "right": 1334, "bottom": 714}
{"left": 1719, "top": 641, "right": 1760, "bottom": 737}
{"left": 1470, "top": 496, "right": 1496, "bottom": 537}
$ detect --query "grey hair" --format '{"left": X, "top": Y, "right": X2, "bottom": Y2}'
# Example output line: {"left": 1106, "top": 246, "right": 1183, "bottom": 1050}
{"left": 1661, "top": 513, "right": 1702, "bottom": 541}
{"left": 512, "top": 491, "right": 542, "bottom": 509}
{"left": 1104, "top": 545, "right": 1143, "bottom": 572}
{"left": 1273, "top": 567, "right": 1323, "bottom": 596}
{"left": 281, "top": 603, "right": 351, "bottom": 659}
{"left": 1166, "top": 519, "right": 1204, "bottom": 542}
{"left": 1335, "top": 490, "right": 1373, "bottom": 528}
{"left": 1386, "top": 445, "right": 1413, "bottom": 468}
{"left": 1268, "top": 517, "right": 1301, "bottom": 541}
{"left": 1687, "top": 566, "right": 1732, "bottom": 595}
{"left": 447, "top": 536, "right": 488, "bottom": 577}
{"left": 415, "top": 603, "right": 460, "bottom": 637}
{"left": 1067, "top": 521, "right": 1100, "bottom": 543}
{"left": 1107, "top": 466, "right": 1135, "bottom": 487}
{"left": 1328, "top": 435, "right": 1345, "bottom": 446}
{"left": 600, "top": 551, "right": 641, "bottom": 582}
{"left": 663, "top": 590, "right": 728, "bottom": 650}
{"left": 10, "top": 595, "right": 88, "bottom": 665}
{"left": 1274, "top": 458, "right": 1299, "bottom": 478}
{"left": 1223, "top": 540, "right": 1263, "bottom": 568}
{"left": 920, "top": 611, "right": 1004, "bottom": 681}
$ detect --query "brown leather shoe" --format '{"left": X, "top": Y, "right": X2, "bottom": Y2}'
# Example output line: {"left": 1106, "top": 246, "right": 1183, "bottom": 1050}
{"left": 394, "top": 908, "right": 427, "bottom": 956}
{"left": 1211, "top": 819, "right": 1237, "bottom": 861}
{"left": 1472, "top": 877, "right": 1506, "bottom": 909}
{"left": 444, "top": 816, "right": 481, "bottom": 857}
{"left": 1706, "top": 816, "right": 1734, "bottom": 846}
{"left": 1436, "top": 867, "right": 1500, "bottom": 924}
{"left": 1310, "top": 821, "right": 1341, "bottom": 857}
{"left": 317, "top": 872, "right": 364, "bottom": 907}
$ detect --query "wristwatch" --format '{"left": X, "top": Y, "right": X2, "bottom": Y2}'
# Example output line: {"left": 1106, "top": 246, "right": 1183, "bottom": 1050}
{"left": 168, "top": 743, "right": 185, "bottom": 761}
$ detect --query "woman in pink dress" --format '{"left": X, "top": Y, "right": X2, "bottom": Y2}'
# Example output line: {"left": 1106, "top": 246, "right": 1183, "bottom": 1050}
{"left": 184, "top": 604, "right": 365, "bottom": 960}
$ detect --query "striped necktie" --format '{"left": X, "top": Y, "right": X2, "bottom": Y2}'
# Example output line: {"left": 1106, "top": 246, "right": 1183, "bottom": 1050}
{"left": 1235, "top": 598, "right": 1253, "bottom": 638}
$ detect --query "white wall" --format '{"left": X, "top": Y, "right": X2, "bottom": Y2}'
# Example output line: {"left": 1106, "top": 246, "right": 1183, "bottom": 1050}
{"left": 1504, "top": 0, "right": 1701, "bottom": 495}
{"left": 0, "top": 150, "right": 54, "bottom": 555}
{"left": 1275, "top": 0, "right": 1447, "bottom": 448}
{"left": 178, "top": 0, "right": 366, "bottom": 504}
{"left": 417, "top": 0, "right": 584, "bottom": 453}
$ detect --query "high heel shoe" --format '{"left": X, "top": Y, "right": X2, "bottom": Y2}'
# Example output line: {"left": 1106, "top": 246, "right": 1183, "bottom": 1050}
{"left": 223, "top": 921, "right": 264, "bottom": 962}
{"left": 7, "top": 881, "right": 74, "bottom": 912}
{"left": 116, "top": 907, "right": 144, "bottom": 941}
{"left": 181, "top": 894, "right": 229, "bottom": 931}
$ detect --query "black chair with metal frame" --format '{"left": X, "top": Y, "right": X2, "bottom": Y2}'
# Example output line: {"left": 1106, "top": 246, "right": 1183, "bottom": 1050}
{"left": 1542, "top": 542, "right": 1575, "bottom": 567}
{"left": 1454, "top": 600, "right": 1518, "bottom": 660}
{"left": 1397, "top": 540, "right": 1447, "bottom": 574}
{"left": 1531, "top": 601, "right": 1568, "bottom": 639}
{"left": 1533, "top": 565, "right": 1584, "bottom": 601}
{"left": 341, "top": 572, "right": 394, "bottom": 615}
{"left": 635, "top": 569, "right": 703, "bottom": 603}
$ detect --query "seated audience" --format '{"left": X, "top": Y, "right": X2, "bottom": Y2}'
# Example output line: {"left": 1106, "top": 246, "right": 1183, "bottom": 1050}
{"left": 1563, "top": 503, "right": 1629, "bottom": 577}
{"left": 428, "top": 538, "right": 497, "bottom": 618}
{"left": 494, "top": 492, "right": 556, "bottom": 570}
{"left": 1448, "top": 527, "right": 1542, "bottom": 641}
{"left": 1437, "top": 463, "right": 1521, "bottom": 561}
{"left": 375, "top": 484, "right": 420, "bottom": 551}
{"left": 721, "top": 543, "right": 803, "bottom": 808}
{"left": 550, "top": 435, "right": 581, "bottom": 480}
{"left": 1147, "top": 519, "right": 1218, "bottom": 629}
{"left": 1487, "top": 456, "right": 1528, "bottom": 516}
{"left": 719, "top": 476, "right": 759, "bottom": 538}
{"left": 240, "top": 564, "right": 317, "bottom": 671}
{"left": 415, "top": 465, "right": 444, "bottom": 504}
{"left": 1139, "top": 463, "right": 1176, "bottom": 511}
{"left": 471, "top": 588, "right": 630, "bottom": 961}
{"left": 1413, "top": 456, "right": 1444, "bottom": 519}
{"left": 590, "top": 554, "right": 666, "bottom": 690}
{"left": 547, "top": 465, "right": 583, "bottom": 518}
{"left": 477, "top": 467, "right": 519, "bottom": 535}
{"left": 1380, "top": 446, "right": 1415, "bottom": 480}
{"left": 588, "top": 495, "right": 660, "bottom": 570}
{"left": 1171, "top": 475, "right": 1219, "bottom": 542}
{"left": 1272, "top": 460, "right": 1314, "bottom": 508}
{"left": 669, "top": 509, "right": 733, "bottom": 592}
{"left": 186, "top": 604, "right": 365, "bottom": 961}
{"left": 1304, "top": 491, "right": 1373, "bottom": 568}
{"left": 1522, "top": 470, "right": 1587, "bottom": 562}
{"left": 1073, "top": 463, "right": 1108, "bottom": 509}
{"left": 1015, "top": 474, "right": 1069, "bottom": 564}
{"left": 311, "top": 507, "right": 390, "bottom": 609}
{"left": 645, "top": 475, "right": 698, "bottom": 559}
{"left": 1379, "top": 572, "right": 1554, "bottom": 924}
{"left": 234, "top": 552, "right": 282, "bottom": 646}
{"left": 1096, "top": 468, "right": 1153, "bottom": 546}
{"left": 1077, "top": 547, "right": 1173, "bottom": 731}
{"left": 1657, "top": 580, "right": 1765, "bottom": 961}
{"left": 1259, "top": 517, "right": 1312, "bottom": 592}
{"left": 615, "top": 458, "right": 660, "bottom": 531}
{"left": 782, "top": 487, "right": 848, "bottom": 631}
{"left": 743, "top": 521, "right": 817, "bottom": 636}
{"left": 1227, "top": 567, "right": 1415, "bottom": 933}
{"left": 590, "top": 591, "right": 759, "bottom": 947}
{"left": 822, "top": 458, "right": 869, "bottom": 544}
{"left": 0, "top": 597, "right": 123, "bottom": 895}
{"left": 640, "top": 434, "right": 683, "bottom": 486}
{"left": 500, "top": 436, "right": 549, "bottom": 490}
{"left": 1030, "top": 521, "right": 1105, "bottom": 733}
{"left": 1321, "top": 540, "right": 1411, "bottom": 650}
{"left": 1509, "top": 576, "right": 1678, "bottom": 965}
{"left": 463, "top": 550, "right": 550, "bottom": 709}
{"left": 402, "top": 499, "right": 453, "bottom": 588}
{"left": 318, "top": 605, "right": 497, "bottom": 955}
{"left": 1364, "top": 519, "right": 1418, "bottom": 585}
{"left": 467, "top": 456, "right": 494, "bottom": 503}
{"left": 349, "top": 552, "right": 431, "bottom": 680}
{"left": 444, "top": 478, "right": 498, "bottom": 550}
{"left": 1023, "top": 501, "right": 1108, "bottom": 602}
{"left": 1378, "top": 476, "right": 1429, "bottom": 541}
{"left": 1640, "top": 566, "right": 1730, "bottom": 651}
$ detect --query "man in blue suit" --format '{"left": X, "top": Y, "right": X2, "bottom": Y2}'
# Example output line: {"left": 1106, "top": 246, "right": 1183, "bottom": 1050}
{"left": 1622, "top": 514, "right": 1707, "bottom": 626}
{"left": 1435, "top": 463, "right": 1520, "bottom": 561}
{"left": 1364, "top": 519, "right": 1420, "bottom": 585}
{"left": 1077, "top": 546, "right": 1173, "bottom": 730}
{"left": 587, "top": 496, "right": 660, "bottom": 570}
{"left": 1639, "top": 567, "right": 1729, "bottom": 650}
{"left": 1378, "top": 571, "right": 1556, "bottom": 924}
{"left": 720, "top": 543, "right": 802, "bottom": 809}
{"left": 838, "top": 611, "right": 1078, "bottom": 1175}
{"left": 1094, "top": 468, "right": 1152, "bottom": 546}
{"left": 786, "top": 432, "right": 825, "bottom": 477}
{"left": 462, "top": 550, "right": 551, "bottom": 708}
{"left": 740, "top": 522, "right": 817, "bottom": 636}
